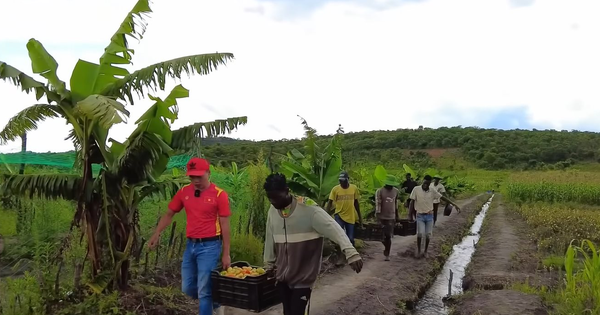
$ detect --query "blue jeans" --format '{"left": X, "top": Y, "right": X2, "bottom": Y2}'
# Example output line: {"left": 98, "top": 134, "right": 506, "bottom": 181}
{"left": 334, "top": 214, "right": 355, "bottom": 246}
{"left": 181, "top": 239, "right": 222, "bottom": 315}
{"left": 416, "top": 213, "right": 434, "bottom": 238}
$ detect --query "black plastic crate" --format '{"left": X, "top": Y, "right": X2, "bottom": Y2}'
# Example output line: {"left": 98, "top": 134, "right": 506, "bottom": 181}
{"left": 356, "top": 223, "right": 383, "bottom": 241}
{"left": 395, "top": 219, "right": 417, "bottom": 236}
{"left": 211, "top": 262, "right": 281, "bottom": 312}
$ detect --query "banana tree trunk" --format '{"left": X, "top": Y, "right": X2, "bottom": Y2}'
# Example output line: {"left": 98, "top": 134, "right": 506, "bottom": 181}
{"left": 113, "top": 203, "right": 138, "bottom": 290}
{"left": 115, "top": 219, "right": 135, "bottom": 290}
{"left": 19, "top": 133, "right": 26, "bottom": 174}
{"left": 78, "top": 156, "right": 101, "bottom": 276}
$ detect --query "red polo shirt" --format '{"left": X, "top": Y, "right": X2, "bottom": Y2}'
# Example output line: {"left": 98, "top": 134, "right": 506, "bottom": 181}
{"left": 168, "top": 183, "right": 231, "bottom": 238}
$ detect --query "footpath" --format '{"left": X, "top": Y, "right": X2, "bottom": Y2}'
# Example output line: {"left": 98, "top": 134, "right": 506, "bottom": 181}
{"left": 229, "top": 194, "right": 489, "bottom": 315}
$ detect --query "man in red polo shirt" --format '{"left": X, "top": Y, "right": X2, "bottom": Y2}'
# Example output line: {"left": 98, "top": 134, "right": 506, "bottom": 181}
{"left": 149, "top": 157, "right": 231, "bottom": 315}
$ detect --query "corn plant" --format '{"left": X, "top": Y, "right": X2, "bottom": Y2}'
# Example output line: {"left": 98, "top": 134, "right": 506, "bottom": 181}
{"left": 560, "top": 240, "right": 600, "bottom": 314}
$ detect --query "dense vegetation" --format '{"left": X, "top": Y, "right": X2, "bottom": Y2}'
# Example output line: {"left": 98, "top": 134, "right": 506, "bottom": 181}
{"left": 196, "top": 126, "right": 600, "bottom": 170}
{"left": 6, "top": 126, "right": 600, "bottom": 172}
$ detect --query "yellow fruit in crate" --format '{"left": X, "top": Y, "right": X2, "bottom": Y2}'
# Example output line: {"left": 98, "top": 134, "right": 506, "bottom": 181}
{"left": 220, "top": 265, "right": 267, "bottom": 278}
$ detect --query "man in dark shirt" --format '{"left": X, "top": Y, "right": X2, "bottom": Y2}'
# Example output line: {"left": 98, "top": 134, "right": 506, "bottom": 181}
{"left": 375, "top": 175, "right": 400, "bottom": 261}
{"left": 401, "top": 173, "right": 418, "bottom": 220}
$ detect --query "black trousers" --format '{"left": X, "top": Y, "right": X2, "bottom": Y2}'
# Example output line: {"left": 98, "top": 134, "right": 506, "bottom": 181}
{"left": 278, "top": 282, "right": 312, "bottom": 315}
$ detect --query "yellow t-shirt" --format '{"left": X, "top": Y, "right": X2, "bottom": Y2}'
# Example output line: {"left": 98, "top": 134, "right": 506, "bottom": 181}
{"left": 329, "top": 184, "right": 360, "bottom": 224}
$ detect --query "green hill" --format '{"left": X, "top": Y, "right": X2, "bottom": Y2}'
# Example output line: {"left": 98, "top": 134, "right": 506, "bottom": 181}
{"left": 200, "top": 127, "right": 600, "bottom": 170}
{"left": 3, "top": 127, "right": 600, "bottom": 171}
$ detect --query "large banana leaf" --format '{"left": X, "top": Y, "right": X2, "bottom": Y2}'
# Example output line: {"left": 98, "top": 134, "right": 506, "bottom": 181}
{"left": 75, "top": 95, "right": 130, "bottom": 129}
{"left": 102, "top": 53, "right": 235, "bottom": 104}
{"left": 0, "top": 61, "right": 46, "bottom": 100}
{"left": 0, "top": 104, "right": 60, "bottom": 144}
{"left": 138, "top": 177, "right": 188, "bottom": 202}
{"left": 171, "top": 116, "right": 248, "bottom": 151}
{"left": 115, "top": 132, "right": 172, "bottom": 185}
{"left": 70, "top": 0, "right": 152, "bottom": 101}
{"left": 1, "top": 174, "right": 83, "bottom": 200}
{"left": 112, "top": 84, "right": 189, "bottom": 175}
{"left": 133, "top": 84, "right": 189, "bottom": 143}
{"left": 320, "top": 154, "right": 342, "bottom": 197}
{"left": 280, "top": 160, "right": 320, "bottom": 190}
{"left": 371, "top": 165, "right": 388, "bottom": 188}
{"left": 26, "top": 39, "right": 69, "bottom": 99}
{"left": 403, "top": 164, "right": 416, "bottom": 178}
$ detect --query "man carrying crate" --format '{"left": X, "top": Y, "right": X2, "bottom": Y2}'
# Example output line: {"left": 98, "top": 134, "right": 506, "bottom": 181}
{"left": 148, "top": 157, "right": 231, "bottom": 315}
{"left": 263, "top": 173, "right": 363, "bottom": 315}
{"left": 375, "top": 175, "right": 400, "bottom": 261}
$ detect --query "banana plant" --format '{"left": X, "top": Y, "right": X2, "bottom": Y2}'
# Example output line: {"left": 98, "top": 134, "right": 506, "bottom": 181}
{"left": 280, "top": 117, "right": 342, "bottom": 206}
{"left": 402, "top": 164, "right": 475, "bottom": 198}
{"left": 0, "top": 0, "right": 247, "bottom": 291}
{"left": 1, "top": 84, "right": 246, "bottom": 291}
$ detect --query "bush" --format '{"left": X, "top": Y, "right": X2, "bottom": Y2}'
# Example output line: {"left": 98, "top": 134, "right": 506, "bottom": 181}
{"left": 230, "top": 232, "right": 264, "bottom": 266}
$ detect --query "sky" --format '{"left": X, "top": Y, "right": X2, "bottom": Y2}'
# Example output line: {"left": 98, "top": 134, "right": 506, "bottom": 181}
{"left": 1, "top": 0, "right": 600, "bottom": 153}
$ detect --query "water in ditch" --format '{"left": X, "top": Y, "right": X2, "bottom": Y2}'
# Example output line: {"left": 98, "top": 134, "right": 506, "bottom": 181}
{"left": 412, "top": 194, "right": 494, "bottom": 315}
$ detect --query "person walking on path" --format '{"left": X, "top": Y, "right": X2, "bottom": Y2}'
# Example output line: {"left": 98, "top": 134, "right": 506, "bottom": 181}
{"left": 401, "top": 173, "right": 418, "bottom": 220}
{"left": 375, "top": 175, "right": 400, "bottom": 261}
{"left": 263, "top": 173, "right": 364, "bottom": 315}
{"left": 149, "top": 157, "right": 231, "bottom": 315}
{"left": 326, "top": 171, "right": 362, "bottom": 246}
{"left": 409, "top": 175, "right": 461, "bottom": 258}
{"left": 430, "top": 175, "right": 446, "bottom": 226}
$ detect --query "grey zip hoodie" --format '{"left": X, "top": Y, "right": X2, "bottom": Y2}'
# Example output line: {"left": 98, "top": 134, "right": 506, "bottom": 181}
{"left": 264, "top": 197, "right": 361, "bottom": 289}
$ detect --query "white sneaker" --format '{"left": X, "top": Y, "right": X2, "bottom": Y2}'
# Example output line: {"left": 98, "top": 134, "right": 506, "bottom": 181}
{"left": 214, "top": 306, "right": 225, "bottom": 315}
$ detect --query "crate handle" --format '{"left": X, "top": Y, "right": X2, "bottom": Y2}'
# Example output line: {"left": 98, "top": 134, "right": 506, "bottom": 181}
{"left": 234, "top": 261, "right": 251, "bottom": 267}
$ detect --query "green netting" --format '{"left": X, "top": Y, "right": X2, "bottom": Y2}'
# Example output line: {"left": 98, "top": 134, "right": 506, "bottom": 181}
{"left": 0, "top": 151, "right": 193, "bottom": 170}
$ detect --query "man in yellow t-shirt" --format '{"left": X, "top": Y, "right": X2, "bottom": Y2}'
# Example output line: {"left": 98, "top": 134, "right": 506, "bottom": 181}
{"left": 326, "top": 171, "right": 362, "bottom": 245}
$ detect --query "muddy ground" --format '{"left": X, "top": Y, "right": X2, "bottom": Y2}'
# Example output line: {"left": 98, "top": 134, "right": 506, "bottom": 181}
{"left": 228, "top": 194, "right": 491, "bottom": 315}
{"left": 452, "top": 195, "right": 556, "bottom": 315}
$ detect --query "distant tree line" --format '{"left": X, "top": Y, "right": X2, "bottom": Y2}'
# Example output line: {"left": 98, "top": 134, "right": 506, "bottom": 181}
{"left": 6, "top": 127, "right": 600, "bottom": 171}
{"left": 200, "top": 126, "right": 600, "bottom": 170}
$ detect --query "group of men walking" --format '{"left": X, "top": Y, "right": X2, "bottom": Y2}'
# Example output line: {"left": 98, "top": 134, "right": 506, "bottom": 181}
{"left": 148, "top": 157, "right": 461, "bottom": 315}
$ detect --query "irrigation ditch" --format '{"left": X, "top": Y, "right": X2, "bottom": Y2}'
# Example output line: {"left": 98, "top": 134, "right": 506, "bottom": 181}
{"left": 412, "top": 195, "right": 494, "bottom": 314}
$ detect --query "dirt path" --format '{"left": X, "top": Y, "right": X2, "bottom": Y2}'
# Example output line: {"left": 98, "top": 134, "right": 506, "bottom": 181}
{"left": 228, "top": 194, "right": 490, "bottom": 315}
{"left": 452, "top": 195, "right": 554, "bottom": 315}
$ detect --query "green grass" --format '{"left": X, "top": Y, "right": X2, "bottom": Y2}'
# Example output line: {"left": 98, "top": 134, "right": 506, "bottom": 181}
{"left": 0, "top": 208, "right": 17, "bottom": 236}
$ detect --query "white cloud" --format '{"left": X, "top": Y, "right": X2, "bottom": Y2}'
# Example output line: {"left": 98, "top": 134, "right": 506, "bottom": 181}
{"left": 1, "top": 0, "right": 600, "bottom": 153}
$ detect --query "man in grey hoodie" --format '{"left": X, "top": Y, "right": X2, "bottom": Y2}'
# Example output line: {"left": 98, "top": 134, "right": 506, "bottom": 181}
{"left": 263, "top": 173, "right": 363, "bottom": 315}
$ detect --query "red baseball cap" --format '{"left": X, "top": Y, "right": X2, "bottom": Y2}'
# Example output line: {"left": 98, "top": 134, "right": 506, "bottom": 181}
{"left": 186, "top": 157, "right": 210, "bottom": 176}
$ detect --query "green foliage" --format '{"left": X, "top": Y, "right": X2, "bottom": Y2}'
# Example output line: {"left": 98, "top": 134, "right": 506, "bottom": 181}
{"left": 0, "top": 273, "right": 45, "bottom": 315}
{"left": 507, "top": 182, "right": 600, "bottom": 205}
{"left": 0, "top": 0, "right": 251, "bottom": 293}
{"left": 245, "top": 152, "right": 270, "bottom": 238}
{"left": 509, "top": 202, "right": 600, "bottom": 255}
{"left": 551, "top": 240, "right": 600, "bottom": 315}
{"left": 230, "top": 232, "right": 264, "bottom": 266}
{"left": 187, "top": 127, "right": 600, "bottom": 170}
{"left": 280, "top": 117, "right": 342, "bottom": 206}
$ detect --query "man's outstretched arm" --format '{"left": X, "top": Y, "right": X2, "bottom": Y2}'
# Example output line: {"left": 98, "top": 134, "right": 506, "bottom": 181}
{"left": 312, "top": 208, "right": 363, "bottom": 273}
